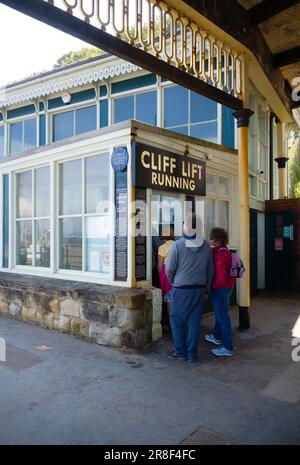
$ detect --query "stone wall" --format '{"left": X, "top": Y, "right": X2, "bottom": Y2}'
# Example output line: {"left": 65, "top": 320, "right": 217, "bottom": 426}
{"left": 0, "top": 273, "right": 162, "bottom": 350}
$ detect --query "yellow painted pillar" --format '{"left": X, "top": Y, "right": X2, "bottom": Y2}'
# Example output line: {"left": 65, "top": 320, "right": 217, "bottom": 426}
{"left": 277, "top": 164, "right": 288, "bottom": 198}
{"left": 233, "top": 109, "right": 254, "bottom": 330}
{"left": 275, "top": 123, "right": 289, "bottom": 199}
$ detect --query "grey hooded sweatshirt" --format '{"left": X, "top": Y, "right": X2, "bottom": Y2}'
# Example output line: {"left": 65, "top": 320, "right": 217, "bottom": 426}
{"left": 166, "top": 237, "right": 214, "bottom": 290}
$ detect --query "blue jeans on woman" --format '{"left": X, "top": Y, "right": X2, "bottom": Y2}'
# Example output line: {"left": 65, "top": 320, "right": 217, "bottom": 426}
{"left": 211, "top": 287, "right": 234, "bottom": 351}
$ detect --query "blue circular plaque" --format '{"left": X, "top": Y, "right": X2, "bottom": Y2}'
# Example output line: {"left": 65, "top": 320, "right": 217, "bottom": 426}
{"left": 111, "top": 147, "right": 128, "bottom": 172}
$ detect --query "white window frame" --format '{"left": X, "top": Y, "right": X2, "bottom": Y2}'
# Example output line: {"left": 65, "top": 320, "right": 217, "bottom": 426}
{"left": 161, "top": 82, "right": 220, "bottom": 144}
{"left": 50, "top": 101, "right": 98, "bottom": 143}
{"left": 8, "top": 114, "right": 38, "bottom": 157}
{"left": 14, "top": 164, "right": 51, "bottom": 270}
{"left": 111, "top": 83, "right": 158, "bottom": 125}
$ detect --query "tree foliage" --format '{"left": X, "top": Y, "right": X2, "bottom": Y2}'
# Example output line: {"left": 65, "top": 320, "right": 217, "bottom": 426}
{"left": 289, "top": 133, "right": 300, "bottom": 198}
{"left": 53, "top": 47, "right": 104, "bottom": 68}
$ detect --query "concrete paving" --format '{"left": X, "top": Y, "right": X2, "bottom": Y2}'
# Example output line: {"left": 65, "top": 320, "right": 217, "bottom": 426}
{"left": 0, "top": 292, "right": 299, "bottom": 445}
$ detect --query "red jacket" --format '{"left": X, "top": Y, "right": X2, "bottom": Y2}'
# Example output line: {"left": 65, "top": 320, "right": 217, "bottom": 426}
{"left": 211, "top": 246, "right": 235, "bottom": 290}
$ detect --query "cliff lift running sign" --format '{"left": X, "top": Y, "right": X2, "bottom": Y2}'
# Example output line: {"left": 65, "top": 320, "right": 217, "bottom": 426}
{"left": 132, "top": 142, "right": 206, "bottom": 196}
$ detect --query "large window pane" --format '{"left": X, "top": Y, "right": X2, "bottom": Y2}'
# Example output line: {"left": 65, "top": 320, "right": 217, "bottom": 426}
{"left": 190, "top": 92, "right": 217, "bottom": 123}
{"left": 219, "top": 200, "right": 229, "bottom": 233}
{"left": 53, "top": 111, "right": 74, "bottom": 142}
{"left": 207, "top": 173, "right": 217, "bottom": 193}
{"left": 136, "top": 91, "right": 157, "bottom": 125}
{"left": 35, "top": 219, "right": 50, "bottom": 267}
{"left": 85, "top": 217, "right": 110, "bottom": 273}
{"left": 35, "top": 167, "right": 50, "bottom": 217}
{"left": 250, "top": 176, "right": 257, "bottom": 197}
{"left": 190, "top": 122, "right": 218, "bottom": 143}
{"left": 0, "top": 126, "right": 4, "bottom": 159}
{"left": 204, "top": 199, "right": 216, "bottom": 239}
{"left": 219, "top": 176, "right": 230, "bottom": 195}
{"left": 114, "top": 96, "right": 134, "bottom": 123}
{"left": 10, "top": 122, "right": 23, "bottom": 155}
{"left": 76, "top": 106, "right": 97, "bottom": 135}
{"left": 86, "top": 154, "right": 110, "bottom": 214}
{"left": 164, "top": 86, "right": 188, "bottom": 127}
{"left": 24, "top": 118, "right": 37, "bottom": 151}
{"left": 60, "top": 218, "right": 82, "bottom": 270}
{"left": 60, "top": 160, "right": 82, "bottom": 215}
{"left": 17, "top": 171, "right": 32, "bottom": 218}
{"left": 16, "top": 220, "right": 32, "bottom": 265}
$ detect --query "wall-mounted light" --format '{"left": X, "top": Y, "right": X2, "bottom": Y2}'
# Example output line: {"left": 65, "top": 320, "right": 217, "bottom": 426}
{"left": 61, "top": 93, "right": 72, "bottom": 104}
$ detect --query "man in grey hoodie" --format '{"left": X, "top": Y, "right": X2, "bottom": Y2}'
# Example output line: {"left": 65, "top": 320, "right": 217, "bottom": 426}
{"left": 165, "top": 213, "right": 214, "bottom": 362}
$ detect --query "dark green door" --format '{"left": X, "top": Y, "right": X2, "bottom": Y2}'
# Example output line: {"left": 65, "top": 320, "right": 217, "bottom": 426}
{"left": 265, "top": 211, "right": 296, "bottom": 291}
{"left": 250, "top": 210, "right": 258, "bottom": 295}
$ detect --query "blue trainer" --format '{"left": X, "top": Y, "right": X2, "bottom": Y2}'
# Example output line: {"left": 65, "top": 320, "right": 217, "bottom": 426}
{"left": 211, "top": 346, "right": 234, "bottom": 357}
{"left": 204, "top": 334, "right": 222, "bottom": 346}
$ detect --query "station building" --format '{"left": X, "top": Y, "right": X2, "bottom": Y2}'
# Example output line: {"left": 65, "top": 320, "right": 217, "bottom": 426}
{"left": 0, "top": 0, "right": 299, "bottom": 348}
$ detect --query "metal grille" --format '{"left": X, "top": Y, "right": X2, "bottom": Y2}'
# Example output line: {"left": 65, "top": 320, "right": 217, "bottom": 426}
{"left": 180, "top": 426, "right": 239, "bottom": 445}
{"left": 0, "top": 344, "right": 43, "bottom": 373}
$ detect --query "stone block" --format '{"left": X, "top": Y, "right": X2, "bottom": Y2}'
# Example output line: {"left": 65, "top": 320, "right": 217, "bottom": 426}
{"left": 43, "top": 312, "right": 55, "bottom": 329}
{"left": 36, "top": 311, "right": 45, "bottom": 323}
{"left": 48, "top": 298, "right": 59, "bottom": 314}
{"left": 0, "top": 301, "right": 9, "bottom": 315}
{"left": 121, "top": 326, "right": 152, "bottom": 350}
{"left": 109, "top": 308, "right": 151, "bottom": 330}
{"left": 89, "top": 322, "right": 122, "bottom": 347}
{"left": 81, "top": 301, "right": 110, "bottom": 323}
{"left": 152, "top": 322, "right": 163, "bottom": 342}
{"left": 21, "top": 307, "right": 37, "bottom": 321}
{"left": 9, "top": 303, "right": 22, "bottom": 317}
{"left": 71, "top": 319, "right": 89, "bottom": 338}
{"left": 56, "top": 315, "right": 71, "bottom": 333}
{"left": 60, "top": 299, "right": 82, "bottom": 318}
{"left": 114, "top": 292, "right": 146, "bottom": 310}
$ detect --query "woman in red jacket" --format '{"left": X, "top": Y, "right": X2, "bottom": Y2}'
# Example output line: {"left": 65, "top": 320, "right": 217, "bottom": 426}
{"left": 205, "top": 227, "right": 235, "bottom": 357}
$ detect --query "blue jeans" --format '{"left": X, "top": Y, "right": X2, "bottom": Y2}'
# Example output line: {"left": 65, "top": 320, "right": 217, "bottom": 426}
{"left": 211, "top": 288, "right": 234, "bottom": 351}
{"left": 170, "top": 287, "right": 206, "bottom": 361}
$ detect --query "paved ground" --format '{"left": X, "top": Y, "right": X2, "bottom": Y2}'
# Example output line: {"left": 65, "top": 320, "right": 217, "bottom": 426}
{"left": 0, "top": 292, "right": 300, "bottom": 445}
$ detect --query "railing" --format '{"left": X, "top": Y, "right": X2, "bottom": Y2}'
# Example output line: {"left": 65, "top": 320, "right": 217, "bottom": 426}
{"left": 45, "top": 0, "right": 243, "bottom": 99}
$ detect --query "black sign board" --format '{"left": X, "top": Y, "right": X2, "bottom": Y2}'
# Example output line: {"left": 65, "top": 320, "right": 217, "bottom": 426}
{"left": 132, "top": 142, "right": 206, "bottom": 196}
{"left": 135, "top": 188, "right": 147, "bottom": 281}
{"left": 114, "top": 169, "right": 128, "bottom": 281}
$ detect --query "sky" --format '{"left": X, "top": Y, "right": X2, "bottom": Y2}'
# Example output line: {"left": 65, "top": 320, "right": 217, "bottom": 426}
{"left": 0, "top": 4, "right": 91, "bottom": 87}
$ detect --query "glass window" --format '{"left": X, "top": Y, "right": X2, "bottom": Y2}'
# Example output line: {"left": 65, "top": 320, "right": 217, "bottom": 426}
{"left": 86, "top": 154, "right": 110, "bottom": 214}
{"left": 16, "top": 220, "right": 33, "bottom": 266}
{"left": 10, "top": 122, "right": 23, "bottom": 155}
{"left": 207, "top": 173, "right": 217, "bottom": 193}
{"left": 85, "top": 217, "right": 110, "bottom": 273}
{"left": 76, "top": 106, "right": 97, "bottom": 135}
{"left": 250, "top": 176, "right": 257, "bottom": 197}
{"left": 35, "top": 167, "right": 50, "bottom": 217}
{"left": 59, "top": 217, "right": 82, "bottom": 271}
{"left": 204, "top": 199, "right": 216, "bottom": 239}
{"left": 35, "top": 219, "right": 50, "bottom": 267}
{"left": 250, "top": 135, "right": 257, "bottom": 172}
{"left": 190, "top": 92, "right": 217, "bottom": 123}
{"left": 190, "top": 122, "right": 218, "bottom": 143}
{"left": 136, "top": 91, "right": 157, "bottom": 125}
{"left": 169, "top": 126, "right": 189, "bottom": 136}
{"left": 60, "top": 159, "right": 82, "bottom": 215}
{"left": 16, "top": 167, "right": 50, "bottom": 268}
{"left": 219, "top": 176, "right": 230, "bottom": 195}
{"left": 0, "top": 126, "right": 4, "bottom": 159}
{"left": 114, "top": 96, "right": 134, "bottom": 123}
{"left": 164, "top": 86, "right": 188, "bottom": 127}
{"left": 17, "top": 171, "right": 32, "bottom": 218}
{"left": 24, "top": 118, "right": 37, "bottom": 151}
{"left": 219, "top": 200, "right": 229, "bottom": 233}
{"left": 53, "top": 111, "right": 73, "bottom": 142}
